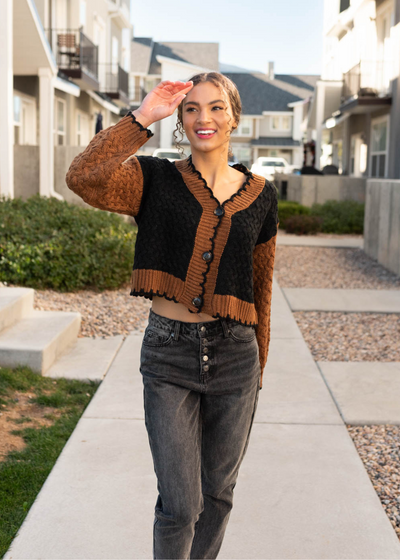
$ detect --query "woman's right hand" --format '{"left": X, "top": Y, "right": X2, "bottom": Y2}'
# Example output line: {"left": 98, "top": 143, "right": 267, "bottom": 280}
{"left": 132, "top": 80, "right": 194, "bottom": 128}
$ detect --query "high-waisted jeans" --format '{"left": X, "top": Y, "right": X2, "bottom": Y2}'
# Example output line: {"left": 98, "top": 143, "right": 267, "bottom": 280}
{"left": 140, "top": 308, "right": 261, "bottom": 560}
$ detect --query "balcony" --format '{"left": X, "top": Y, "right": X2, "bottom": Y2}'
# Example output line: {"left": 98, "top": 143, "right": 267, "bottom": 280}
{"left": 45, "top": 28, "right": 99, "bottom": 91}
{"left": 340, "top": 60, "right": 393, "bottom": 113}
{"left": 108, "top": 0, "right": 130, "bottom": 27}
{"left": 98, "top": 63, "right": 129, "bottom": 107}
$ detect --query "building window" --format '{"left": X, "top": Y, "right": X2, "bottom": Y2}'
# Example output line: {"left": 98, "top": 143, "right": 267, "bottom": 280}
{"left": 76, "top": 111, "right": 89, "bottom": 146}
{"left": 13, "top": 93, "right": 36, "bottom": 145}
{"left": 112, "top": 36, "right": 119, "bottom": 73}
{"left": 232, "top": 118, "right": 252, "bottom": 137}
{"left": 370, "top": 117, "right": 389, "bottom": 178}
{"left": 54, "top": 98, "right": 66, "bottom": 146}
{"left": 271, "top": 115, "right": 292, "bottom": 131}
{"left": 14, "top": 95, "right": 21, "bottom": 145}
{"left": 80, "top": 0, "right": 86, "bottom": 27}
{"left": 231, "top": 146, "right": 252, "bottom": 167}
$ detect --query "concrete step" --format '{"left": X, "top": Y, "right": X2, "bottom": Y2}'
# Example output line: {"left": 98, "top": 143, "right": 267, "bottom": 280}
{"left": 44, "top": 335, "right": 125, "bottom": 382}
{"left": 283, "top": 287, "right": 400, "bottom": 312}
{"left": 0, "top": 310, "right": 81, "bottom": 374}
{"left": 0, "top": 287, "right": 34, "bottom": 333}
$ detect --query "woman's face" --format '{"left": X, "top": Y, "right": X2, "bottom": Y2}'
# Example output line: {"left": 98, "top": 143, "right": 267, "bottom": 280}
{"left": 182, "top": 81, "right": 236, "bottom": 155}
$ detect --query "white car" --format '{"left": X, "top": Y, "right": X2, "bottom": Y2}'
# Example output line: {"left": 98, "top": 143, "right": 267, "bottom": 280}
{"left": 251, "top": 157, "right": 293, "bottom": 180}
{"left": 152, "top": 148, "right": 183, "bottom": 162}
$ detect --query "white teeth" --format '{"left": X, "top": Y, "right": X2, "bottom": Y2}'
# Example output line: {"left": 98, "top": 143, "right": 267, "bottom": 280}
{"left": 197, "top": 130, "right": 216, "bottom": 134}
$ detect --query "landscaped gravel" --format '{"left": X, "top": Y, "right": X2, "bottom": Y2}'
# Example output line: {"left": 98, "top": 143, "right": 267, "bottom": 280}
{"left": 292, "top": 311, "right": 400, "bottom": 361}
{"left": 31, "top": 283, "right": 152, "bottom": 338}
{"left": 274, "top": 245, "right": 400, "bottom": 289}
{"left": 347, "top": 424, "right": 400, "bottom": 538}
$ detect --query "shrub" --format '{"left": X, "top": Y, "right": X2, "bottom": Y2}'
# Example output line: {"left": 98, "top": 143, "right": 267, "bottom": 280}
{"left": 277, "top": 201, "right": 310, "bottom": 230}
{"left": 284, "top": 214, "right": 323, "bottom": 235}
{"left": 0, "top": 194, "right": 136, "bottom": 291}
{"left": 310, "top": 199, "right": 364, "bottom": 234}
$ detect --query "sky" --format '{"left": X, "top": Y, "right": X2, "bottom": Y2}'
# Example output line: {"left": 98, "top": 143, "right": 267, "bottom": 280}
{"left": 129, "top": 0, "right": 324, "bottom": 76}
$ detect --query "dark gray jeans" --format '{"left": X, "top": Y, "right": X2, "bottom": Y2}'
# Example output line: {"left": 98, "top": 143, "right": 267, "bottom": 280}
{"left": 140, "top": 308, "right": 261, "bottom": 560}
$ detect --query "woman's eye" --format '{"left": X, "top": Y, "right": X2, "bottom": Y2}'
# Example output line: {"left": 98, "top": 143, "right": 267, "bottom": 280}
{"left": 213, "top": 106, "right": 223, "bottom": 110}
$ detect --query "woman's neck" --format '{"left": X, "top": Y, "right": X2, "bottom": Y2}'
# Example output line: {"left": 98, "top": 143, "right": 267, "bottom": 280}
{"left": 190, "top": 148, "right": 230, "bottom": 190}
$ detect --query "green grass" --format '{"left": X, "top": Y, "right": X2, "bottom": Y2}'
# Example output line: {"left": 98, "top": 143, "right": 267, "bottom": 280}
{"left": 0, "top": 365, "right": 100, "bottom": 558}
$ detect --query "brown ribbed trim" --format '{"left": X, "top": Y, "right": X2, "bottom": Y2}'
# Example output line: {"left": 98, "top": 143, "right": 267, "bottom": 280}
{"left": 130, "top": 269, "right": 185, "bottom": 299}
{"left": 211, "top": 294, "right": 258, "bottom": 325}
{"left": 175, "top": 157, "right": 266, "bottom": 315}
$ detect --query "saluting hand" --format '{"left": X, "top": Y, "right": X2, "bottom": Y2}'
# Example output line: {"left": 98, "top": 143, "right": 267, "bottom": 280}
{"left": 132, "top": 81, "right": 194, "bottom": 128}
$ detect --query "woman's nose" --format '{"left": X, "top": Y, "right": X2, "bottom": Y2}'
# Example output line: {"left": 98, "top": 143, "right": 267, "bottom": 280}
{"left": 196, "top": 110, "right": 212, "bottom": 124}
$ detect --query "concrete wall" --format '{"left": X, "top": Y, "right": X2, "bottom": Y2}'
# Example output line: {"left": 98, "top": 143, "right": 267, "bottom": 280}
{"left": 274, "top": 174, "right": 366, "bottom": 206}
{"left": 364, "top": 179, "right": 400, "bottom": 276}
{"left": 14, "top": 146, "right": 40, "bottom": 200}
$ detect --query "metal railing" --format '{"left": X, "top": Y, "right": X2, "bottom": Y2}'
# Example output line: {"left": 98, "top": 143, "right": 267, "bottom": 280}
{"left": 342, "top": 59, "right": 393, "bottom": 103}
{"left": 130, "top": 86, "right": 151, "bottom": 103}
{"left": 45, "top": 28, "right": 98, "bottom": 80}
{"left": 99, "top": 63, "right": 129, "bottom": 98}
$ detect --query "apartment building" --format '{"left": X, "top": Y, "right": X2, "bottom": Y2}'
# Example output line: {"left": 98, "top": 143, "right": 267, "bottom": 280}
{"left": 129, "top": 37, "right": 219, "bottom": 156}
{"left": 311, "top": 0, "right": 400, "bottom": 177}
{"left": 222, "top": 64, "right": 318, "bottom": 169}
{"left": 1, "top": 0, "right": 132, "bottom": 202}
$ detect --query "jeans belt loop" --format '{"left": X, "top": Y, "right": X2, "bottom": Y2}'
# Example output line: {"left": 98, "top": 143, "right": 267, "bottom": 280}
{"left": 219, "top": 317, "right": 230, "bottom": 338}
{"left": 173, "top": 319, "right": 180, "bottom": 342}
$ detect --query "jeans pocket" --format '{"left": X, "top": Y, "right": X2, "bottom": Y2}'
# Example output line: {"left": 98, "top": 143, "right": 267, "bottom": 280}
{"left": 228, "top": 322, "right": 256, "bottom": 343}
{"left": 143, "top": 325, "right": 174, "bottom": 347}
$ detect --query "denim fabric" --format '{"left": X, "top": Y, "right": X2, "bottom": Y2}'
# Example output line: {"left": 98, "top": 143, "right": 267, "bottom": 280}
{"left": 140, "top": 308, "right": 261, "bottom": 560}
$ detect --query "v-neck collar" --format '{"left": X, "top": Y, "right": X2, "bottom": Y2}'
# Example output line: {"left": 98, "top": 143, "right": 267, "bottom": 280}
{"left": 174, "top": 155, "right": 266, "bottom": 216}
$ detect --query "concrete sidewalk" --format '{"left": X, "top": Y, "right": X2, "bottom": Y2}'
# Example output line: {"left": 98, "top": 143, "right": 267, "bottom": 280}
{"left": 283, "top": 287, "right": 400, "bottom": 312}
{"left": 277, "top": 231, "right": 364, "bottom": 248}
{"left": 4, "top": 279, "right": 400, "bottom": 559}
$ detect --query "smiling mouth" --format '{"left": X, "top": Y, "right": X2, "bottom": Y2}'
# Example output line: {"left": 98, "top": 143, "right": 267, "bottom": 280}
{"left": 195, "top": 129, "right": 217, "bottom": 138}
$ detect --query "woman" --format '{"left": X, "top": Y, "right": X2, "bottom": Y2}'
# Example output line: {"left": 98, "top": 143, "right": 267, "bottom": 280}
{"left": 66, "top": 72, "right": 279, "bottom": 559}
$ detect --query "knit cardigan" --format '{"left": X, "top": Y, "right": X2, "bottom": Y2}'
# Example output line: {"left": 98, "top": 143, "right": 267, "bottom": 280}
{"left": 65, "top": 110, "right": 279, "bottom": 389}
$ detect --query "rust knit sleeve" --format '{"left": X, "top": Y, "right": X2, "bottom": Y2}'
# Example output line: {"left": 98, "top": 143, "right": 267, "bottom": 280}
{"left": 65, "top": 111, "right": 154, "bottom": 217}
{"left": 253, "top": 182, "right": 279, "bottom": 390}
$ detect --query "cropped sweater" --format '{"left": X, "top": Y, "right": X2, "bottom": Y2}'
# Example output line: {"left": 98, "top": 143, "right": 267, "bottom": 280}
{"left": 65, "top": 110, "right": 279, "bottom": 389}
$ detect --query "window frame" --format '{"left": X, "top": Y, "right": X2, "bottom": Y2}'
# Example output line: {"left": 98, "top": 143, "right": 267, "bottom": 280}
{"left": 13, "top": 92, "right": 36, "bottom": 146}
{"left": 54, "top": 97, "right": 67, "bottom": 146}
{"left": 271, "top": 114, "right": 292, "bottom": 132}
{"left": 232, "top": 118, "right": 253, "bottom": 137}
{"left": 369, "top": 114, "right": 389, "bottom": 178}
{"left": 76, "top": 110, "right": 90, "bottom": 147}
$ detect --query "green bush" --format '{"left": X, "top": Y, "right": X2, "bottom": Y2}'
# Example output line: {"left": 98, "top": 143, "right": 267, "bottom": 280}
{"left": 310, "top": 199, "right": 365, "bottom": 234}
{"left": 284, "top": 214, "right": 323, "bottom": 235}
{"left": 277, "top": 200, "right": 310, "bottom": 229}
{"left": 278, "top": 199, "right": 364, "bottom": 234}
{"left": 0, "top": 194, "right": 136, "bottom": 291}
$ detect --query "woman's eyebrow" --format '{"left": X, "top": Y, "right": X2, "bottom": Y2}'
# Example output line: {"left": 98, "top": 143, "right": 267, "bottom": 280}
{"left": 184, "top": 99, "right": 225, "bottom": 106}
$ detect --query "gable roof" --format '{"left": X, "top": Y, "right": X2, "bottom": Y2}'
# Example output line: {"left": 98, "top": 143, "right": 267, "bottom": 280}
{"left": 131, "top": 38, "right": 219, "bottom": 75}
{"left": 222, "top": 71, "right": 319, "bottom": 114}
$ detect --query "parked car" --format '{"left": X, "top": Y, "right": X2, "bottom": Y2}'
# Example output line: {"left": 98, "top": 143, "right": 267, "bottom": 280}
{"left": 152, "top": 148, "right": 184, "bottom": 162}
{"left": 251, "top": 157, "right": 295, "bottom": 180}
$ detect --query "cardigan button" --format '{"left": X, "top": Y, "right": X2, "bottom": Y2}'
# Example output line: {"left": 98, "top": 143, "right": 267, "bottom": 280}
{"left": 202, "top": 251, "right": 212, "bottom": 262}
{"left": 214, "top": 206, "right": 224, "bottom": 217}
{"left": 192, "top": 296, "right": 202, "bottom": 307}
